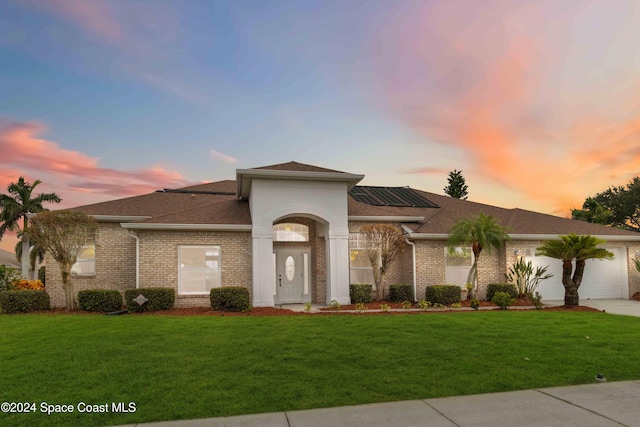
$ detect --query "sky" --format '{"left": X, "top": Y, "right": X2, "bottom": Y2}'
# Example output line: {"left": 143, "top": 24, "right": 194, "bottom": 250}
{"left": 1, "top": 0, "right": 640, "bottom": 253}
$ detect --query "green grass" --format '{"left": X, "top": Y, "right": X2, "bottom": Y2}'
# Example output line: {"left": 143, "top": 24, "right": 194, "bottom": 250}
{"left": 2, "top": 311, "right": 640, "bottom": 426}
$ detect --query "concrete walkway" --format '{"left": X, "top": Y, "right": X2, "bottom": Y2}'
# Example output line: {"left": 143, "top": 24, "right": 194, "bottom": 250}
{"left": 122, "top": 380, "right": 640, "bottom": 426}
{"left": 579, "top": 299, "right": 640, "bottom": 317}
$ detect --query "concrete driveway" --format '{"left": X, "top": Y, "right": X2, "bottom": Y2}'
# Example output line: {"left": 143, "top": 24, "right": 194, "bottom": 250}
{"left": 579, "top": 299, "right": 640, "bottom": 317}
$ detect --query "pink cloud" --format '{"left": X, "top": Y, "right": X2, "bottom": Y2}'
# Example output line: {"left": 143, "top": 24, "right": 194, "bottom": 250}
{"left": 0, "top": 119, "right": 190, "bottom": 199}
{"left": 372, "top": 0, "right": 640, "bottom": 214}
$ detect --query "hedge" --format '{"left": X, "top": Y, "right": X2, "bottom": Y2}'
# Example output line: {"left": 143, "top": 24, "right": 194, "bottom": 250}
{"left": 78, "top": 289, "right": 123, "bottom": 313}
{"left": 210, "top": 287, "right": 250, "bottom": 312}
{"left": 425, "top": 285, "right": 461, "bottom": 305}
{"left": 349, "top": 284, "right": 373, "bottom": 304}
{"left": 388, "top": 284, "right": 414, "bottom": 302}
{"left": 0, "top": 290, "right": 50, "bottom": 314}
{"left": 486, "top": 283, "right": 518, "bottom": 301}
{"left": 124, "top": 288, "right": 175, "bottom": 313}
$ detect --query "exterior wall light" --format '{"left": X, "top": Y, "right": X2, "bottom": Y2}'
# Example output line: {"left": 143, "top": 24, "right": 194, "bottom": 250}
{"left": 515, "top": 249, "right": 523, "bottom": 262}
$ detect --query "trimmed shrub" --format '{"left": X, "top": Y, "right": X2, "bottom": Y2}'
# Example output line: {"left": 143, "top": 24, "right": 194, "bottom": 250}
{"left": 0, "top": 290, "right": 50, "bottom": 314}
{"left": 388, "top": 284, "right": 414, "bottom": 302}
{"left": 486, "top": 283, "right": 518, "bottom": 301}
{"left": 492, "top": 291, "right": 516, "bottom": 310}
{"left": 78, "top": 289, "right": 123, "bottom": 313}
{"left": 210, "top": 287, "right": 250, "bottom": 312}
{"left": 125, "top": 288, "right": 175, "bottom": 313}
{"left": 425, "top": 285, "right": 461, "bottom": 305}
{"left": 349, "top": 284, "right": 373, "bottom": 304}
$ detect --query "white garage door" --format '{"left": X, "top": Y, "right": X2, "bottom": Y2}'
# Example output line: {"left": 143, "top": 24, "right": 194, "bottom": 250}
{"left": 525, "top": 247, "right": 627, "bottom": 300}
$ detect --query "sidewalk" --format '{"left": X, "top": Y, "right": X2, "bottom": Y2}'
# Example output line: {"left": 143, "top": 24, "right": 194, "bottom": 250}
{"left": 123, "top": 380, "right": 640, "bottom": 427}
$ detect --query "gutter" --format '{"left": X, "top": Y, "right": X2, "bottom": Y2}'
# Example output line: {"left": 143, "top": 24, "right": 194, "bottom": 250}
{"left": 348, "top": 216, "right": 425, "bottom": 223}
{"left": 405, "top": 239, "right": 417, "bottom": 302}
{"left": 120, "top": 223, "right": 252, "bottom": 231}
{"left": 403, "top": 232, "right": 640, "bottom": 242}
{"left": 126, "top": 230, "right": 140, "bottom": 289}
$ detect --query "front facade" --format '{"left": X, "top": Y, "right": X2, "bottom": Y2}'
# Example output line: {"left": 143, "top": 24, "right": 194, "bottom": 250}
{"left": 45, "top": 162, "right": 640, "bottom": 308}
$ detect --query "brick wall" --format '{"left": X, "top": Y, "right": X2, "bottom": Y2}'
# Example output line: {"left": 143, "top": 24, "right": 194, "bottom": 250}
{"left": 137, "top": 230, "right": 252, "bottom": 308}
{"left": 46, "top": 223, "right": 136, "bottom": 308}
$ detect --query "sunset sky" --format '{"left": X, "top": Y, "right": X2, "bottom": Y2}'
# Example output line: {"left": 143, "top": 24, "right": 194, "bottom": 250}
{"left": 2, "top": 0, "right": 640, "bottom": 253}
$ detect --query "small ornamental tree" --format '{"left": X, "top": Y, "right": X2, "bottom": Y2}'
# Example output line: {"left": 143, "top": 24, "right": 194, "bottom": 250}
{"left": 360, "top": 224, "right": 405, "bottom": 300}
{"left": 444, "top": 170, "right": 468, "bottom": 200}
{"left": 536, "top": 234, "right": 614, "bottom": 307}
{"left": 26, "top": 210, "right": 97, "bottom": 310}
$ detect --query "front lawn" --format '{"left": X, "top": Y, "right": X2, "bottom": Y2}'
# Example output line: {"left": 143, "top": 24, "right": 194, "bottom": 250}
{"left": 1, "top": 311, "right": 640, "bottom": 426}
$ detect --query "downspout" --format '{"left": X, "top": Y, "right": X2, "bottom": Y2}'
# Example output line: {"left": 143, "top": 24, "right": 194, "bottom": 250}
{"left": 405, "top": 239, "right": 417, "bottom": 302}
{"left": 126, "top": 229, "right": 140, "bottom": 289}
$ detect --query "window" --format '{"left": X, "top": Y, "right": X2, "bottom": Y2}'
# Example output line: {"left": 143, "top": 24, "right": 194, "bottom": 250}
{"left": 349, "top": 233, "right": 375, "bottom": 288}
{"left": 273, "top": 223, "right": 309, "bottom": 242}
{"left": 71, "top": 238, "right": 95, "bottom": 276}
{"left": 179, "top": 245, "right": 221, "bottom": 295}
{"left": 444, "top": 246, "right": 473, "bottom": 286}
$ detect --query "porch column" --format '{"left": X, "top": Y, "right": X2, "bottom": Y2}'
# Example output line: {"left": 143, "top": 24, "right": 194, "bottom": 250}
{"left": 326, "top": 227, "right": 350, "bottom": 305}
{"left": 252, "top": 228, "right": 275, "bottom": 307}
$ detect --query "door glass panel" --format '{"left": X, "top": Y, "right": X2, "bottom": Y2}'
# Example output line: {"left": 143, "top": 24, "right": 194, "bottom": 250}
{"left": 285, "top": 255, "right": 295, "bottom": 281}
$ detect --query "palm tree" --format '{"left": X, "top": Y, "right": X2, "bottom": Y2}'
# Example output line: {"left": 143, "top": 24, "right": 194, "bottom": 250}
{"left": 0, "top": 177, "right": 61, "bottom": 278}
{"left": 448, "top": 213, "right": 511, "bottom": 298}
{"left": 536, "top": 234, "right": 614, "bottom": 307}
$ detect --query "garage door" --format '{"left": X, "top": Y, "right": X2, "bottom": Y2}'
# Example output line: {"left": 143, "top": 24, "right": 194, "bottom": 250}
{"left": 525, "top": 247, "right": 627, "bottom": 300}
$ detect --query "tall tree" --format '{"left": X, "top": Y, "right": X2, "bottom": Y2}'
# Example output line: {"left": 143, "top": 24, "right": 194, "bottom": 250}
{"left": 444, "top": 169, "right": 469, "bottom": 199}
{"left": 0, "top": 177, "right": 61, "bottom": 279}
{"left": 448, "top": 213, "right": 511, "bottom": 297}
{"left": 571, "top": 177, "right": 640, "bottom": 231}
{"left": 536, "top": 234, "right": 614, "bottom": 307}
{"left": 27, "top": 210, "right": 97, "bottom": 310}
{"left": 361, "top": 224, "right": 406, "bottom": 301}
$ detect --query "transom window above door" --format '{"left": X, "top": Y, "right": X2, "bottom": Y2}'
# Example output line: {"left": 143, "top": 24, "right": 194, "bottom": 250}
{"left": 273, "top": 223, "right": 309, "bottom": 242}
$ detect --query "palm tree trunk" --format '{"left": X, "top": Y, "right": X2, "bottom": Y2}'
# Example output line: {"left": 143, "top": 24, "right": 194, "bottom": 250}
{"left": 561, "top": 259, "right": 580, "bottom": 307}
{"left": 466, "top": 259, "right": 478, "bottom": 299}
{"left": 21, "top": 237, "right": 30, "bottom": 279}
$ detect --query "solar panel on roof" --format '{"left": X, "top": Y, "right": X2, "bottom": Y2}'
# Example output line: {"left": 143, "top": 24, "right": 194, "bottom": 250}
{"left": 348, "top": 186, "right": 438, "bottom": 208}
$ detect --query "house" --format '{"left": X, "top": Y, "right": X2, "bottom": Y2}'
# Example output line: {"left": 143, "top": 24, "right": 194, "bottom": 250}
{"left": 0, "top": 248, "right": 20, "bottom": 270}
{"left": 45, "top": 161, "right": 640, "bottom": 308}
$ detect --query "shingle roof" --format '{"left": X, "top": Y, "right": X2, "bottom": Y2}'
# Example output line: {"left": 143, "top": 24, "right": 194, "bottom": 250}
{"left": 0, "top": 249, "right": 20, "bottom": 269}
{"left": 68, "top": 170, "right": 640, "bottom": 237}
{"left": 253, "top": 161, "right": 347, "bottom": 174}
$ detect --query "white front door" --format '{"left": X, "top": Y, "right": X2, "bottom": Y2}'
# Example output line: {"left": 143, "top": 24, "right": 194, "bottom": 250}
{"left": 275, "top": 248, "right": 309, "bottom": 303}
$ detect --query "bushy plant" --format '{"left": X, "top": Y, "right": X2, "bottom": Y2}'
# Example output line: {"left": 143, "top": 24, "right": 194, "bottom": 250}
{"left": 329, "top": 299, "right": 341, "bottom": 311}
{"left": 349, "top": 284, "right": 372, "bottom": 304}
{"left": 0, "top": 290, "right": 50, "bottom": 313}
{"left": 303, "top": 302, "right": 312, "bottom": 313}
{"left": 505, "top": 259, "right": 553, "bottom": 297}
{"left": 492, "top": 291, "right": 516, "bottom": 310}
{"left": 125, "top": 288, "right": 175, "bottom": 313}
{"left": 450, "top": 302, "right": 462, "bottom": 308}
{"left": 528, "top": 291, "right": 543, "bottom": 310}
{"left": 13, "top": 279, "right": 45, "bottom": 291}
{"left": 78, "top": 289, "right": 123, "bottom": 312}
{"left": 389, "top": 284, "right": 414, "bottom": 302}
{"left": 470, "top": 298, "right": 480, "bottom": 310}
{"left": 401, "top": 300, "right": 412, "bottom": 310}
{"left": 0, "top": 265, "right": 20, "bottom": 291}
{"left": 210, "top": 287, "right": 250, "bottom": 312}
{"left": 379, "top": 303, "right": 390, "bottom": 312}
{"left": 486, "top": 284, "right": 518, "bottom": 301}
{"left": 355, "top": 302, "right": 367, "bottom": 313}
{"left": 418, "top": 300, "right": 431, "bottom": 310}
{"left": 425, "top": 285, "right": 461, "bottom": 305}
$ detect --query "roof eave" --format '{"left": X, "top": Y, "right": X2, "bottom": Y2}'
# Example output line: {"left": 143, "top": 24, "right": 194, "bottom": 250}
{"left": 120, "top": 223, "right": 252, "bottom": 231}
{"left": 349, "top": 216, "right": 425, "bottom": 223}
{"left": 236, "top": 168, "right": 365, "bottom": 199}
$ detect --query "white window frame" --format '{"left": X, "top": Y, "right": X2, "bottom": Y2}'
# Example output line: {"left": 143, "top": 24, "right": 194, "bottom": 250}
{"left": 178, "top": 245, "right": 222, "bottom": 295}
{"left": 71, "top": 237, "right": 95, "bottom": 276}
{"left": 349, "top": 233, "right": 376, "bottom": 289}
{"left": 273, "top": 223, "right": 309, "bottom": 242}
